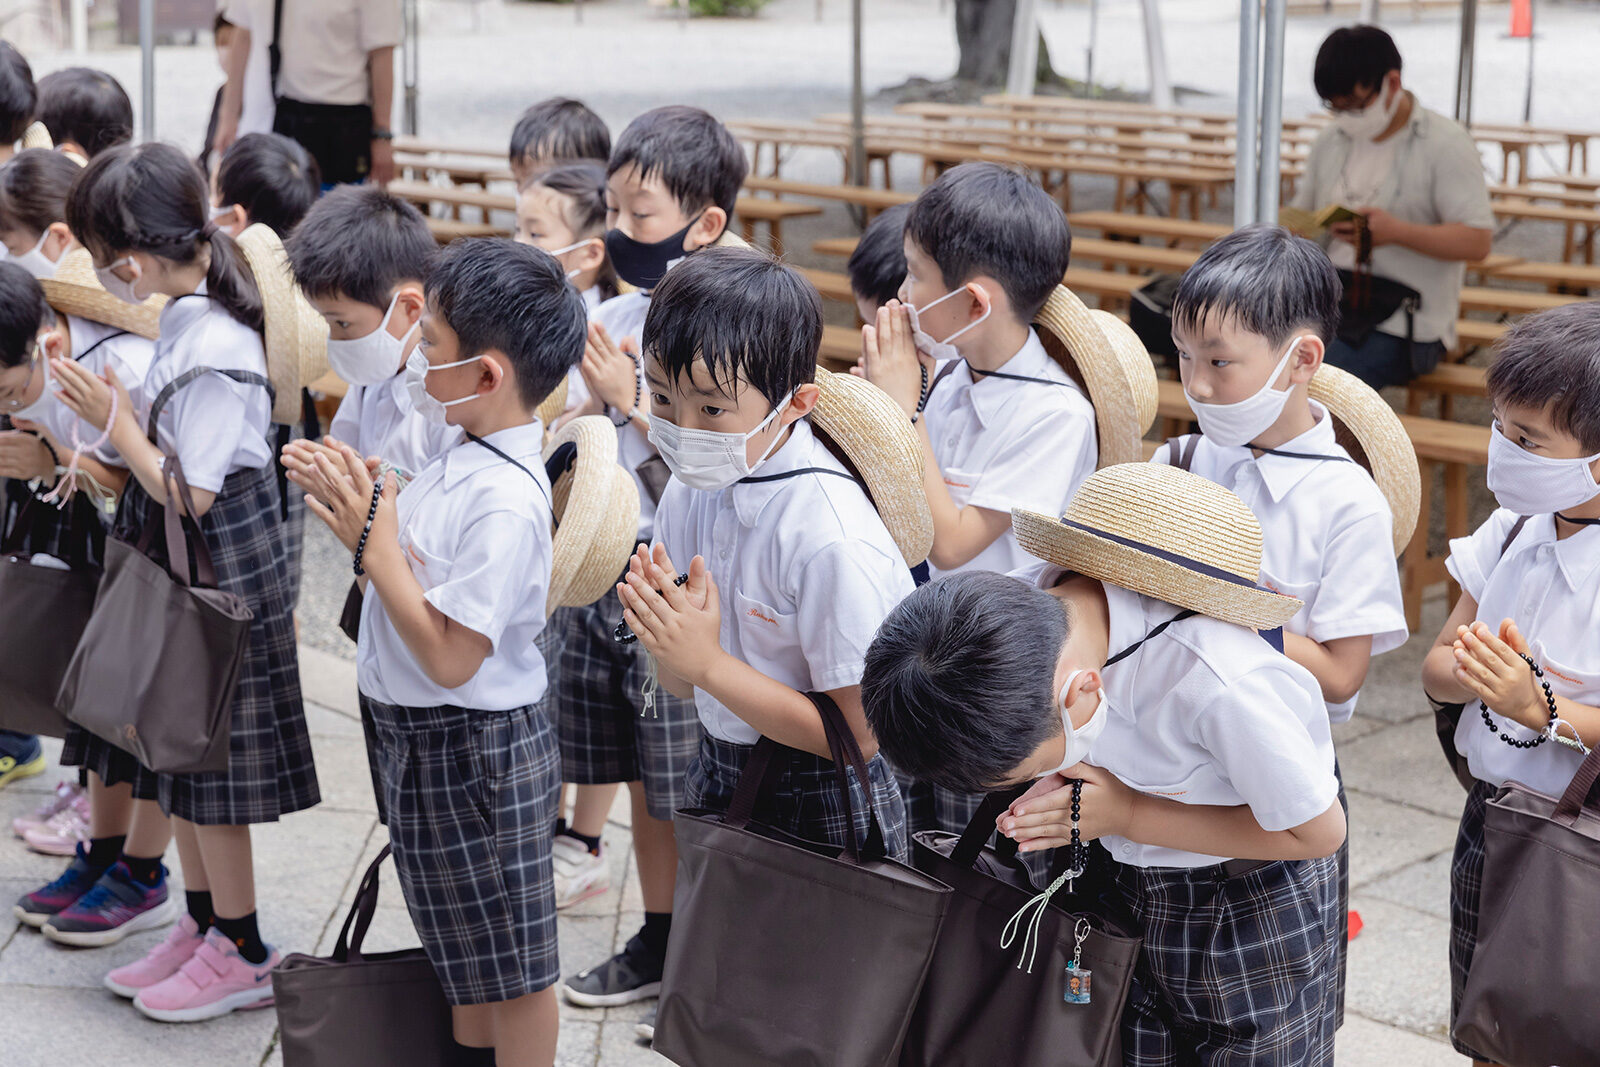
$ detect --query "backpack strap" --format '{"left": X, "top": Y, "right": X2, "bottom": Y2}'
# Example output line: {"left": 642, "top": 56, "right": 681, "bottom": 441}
{"left": 1163, "top": 434, "right": 1200, "bottom": 472}
{"left": 1500, "top": 515, "right": 1530, "bottom": 557}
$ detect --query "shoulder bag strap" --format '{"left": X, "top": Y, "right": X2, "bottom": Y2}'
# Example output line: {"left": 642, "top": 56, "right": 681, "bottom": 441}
{"left": 1554, "top": 745, "right": 1600, "bottom": 827}
{"left": 1168, "top": 434, "right": 1199, "bottom": 472}
{"left": 160, "top": 454, "right": 222, "bottom": 590}
{"left": 923, "top": 359, "right": 962, "bottom": 402}
{"left": 950, "top": 784, "right": 1031, "bottom": 868}
{"left": 1500, "top": 515, "right": 1531, "bottom": 556}
{"left": 145, "top": 366, "right": 276, "bottom": 444}
{"left": 332, "top": 843, "right": 393, "bottom": 963}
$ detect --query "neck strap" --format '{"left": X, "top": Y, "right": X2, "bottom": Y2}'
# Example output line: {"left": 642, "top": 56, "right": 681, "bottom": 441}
{"left": 465, "top": 431, "right": 549, "bottom": 505}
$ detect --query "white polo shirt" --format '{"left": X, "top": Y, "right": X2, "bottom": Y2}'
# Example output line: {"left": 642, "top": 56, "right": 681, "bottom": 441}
{"left": 653, "top": 419, "right": 915, "bottom": 744}
{"left": 144, "top": 290, "right": 274, "bottom": 493}
{"left": 1152, "top": 404, "right": 1408, "bottom": 723}
{"left": 232, "top": 0, "right": 401, "bottom": 108}
{"left": 1448, "top": 510, "right": 1600, "bottom": 795}
{"left": 24, "top": 318, "right": 155, "bottom": 468}
{"left": 922, "top": 328, "right": 1097, "bottom": 578}
{"left": 1022, "top": 564, "right": 1339, "bottom": 869}
{"left": 590, "top": 290, "right": 658, "bottom": 541}
{"left": 328, "top": 372, "right": 461, "bottom": 483}
{"left": 358, "top": 422, "right": 553, "bottom": 711}
{"left": 220, "top": 0, "right": 275, "bottom": 134}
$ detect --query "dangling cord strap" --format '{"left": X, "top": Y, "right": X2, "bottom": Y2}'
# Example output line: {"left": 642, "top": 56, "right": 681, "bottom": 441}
{"left": 1000, "top": 778, "right": 1085, "bottom": 974}
{"left": 1555, "top": 512, "right": 1600, "bottom": 527}
{"left": 42, "top": 388, "right": 117, "bottom": 511}
{"left": 641, "top": 652, "right": 660, "bottom": 719}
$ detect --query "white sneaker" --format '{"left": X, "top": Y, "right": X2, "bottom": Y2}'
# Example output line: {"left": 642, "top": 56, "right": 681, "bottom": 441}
{"left": 552, "top": 834, "right": 610, "bottom": 909}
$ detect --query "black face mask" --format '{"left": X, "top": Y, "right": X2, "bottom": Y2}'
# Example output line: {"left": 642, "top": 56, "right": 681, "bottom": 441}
{"left": 604, "top": 212, "right": 704, "bottom": 291}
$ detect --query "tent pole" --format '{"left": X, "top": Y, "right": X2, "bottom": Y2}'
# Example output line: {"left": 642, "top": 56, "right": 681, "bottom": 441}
{"left": 1234, "top": 0, "right": 1260, "bottom": 227}
{"left": 1453, "top": 0, "right": 1478, "bottom": 124}
{"left": 139, "top": 0, "right": 154, "bottom": 141}
{"left": 1006, "top": 0, "right": 1040, "bottom": 98}
{"left": 1257, "top": 0, "right": 1287, "bottom": 223}
{"left": 403, "top": 0, "right": 420, "bottom": 136}
{"left": 850, "top": 0, "right": 865, "bottom": 190}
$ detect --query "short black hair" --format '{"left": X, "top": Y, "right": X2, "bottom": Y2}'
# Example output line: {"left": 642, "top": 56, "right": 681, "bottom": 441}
{"left": 0, "top": 261, "right": 49, "bottom": 367}
{"left": 285, "top": 185, "right": 437, "bottom": 310}
{"left": 508, "top": 97, "right": 610, "bottom": 171}
{"left": 1487, "top": 302, "right": 1600, "bottom": 453}
{"left": 862, "top": 571, "right": 1065, "bottom": 793}
{"left": 905, "top": 162, "right": 1070, "bottom": 322}
{"left": 643, "top": 245, "right": 820, "bottom": 408}
{"left": 35, "top": 67, "right": 133, "bottom": 157}
{"left": 427, "top": 238, "right": 587, "bottom": 410}
{"left": 0, "top": 42, "right": 37, "bottom": 145}
{"left": 1172, "top": 224, "right": 1342, "bottom": 347}
{"left": 848, "top": 203, "right": 910, "bottom": 310}
{"left": 608, "top": 105, "right": 747, "bottom": 222}
{"left": 1314, "top": 25, "right": 1403, "bottom": 102}
{"left": 0, "top": 148, "right": 82, "bottom": 235}
{"left": 216, "top": 132, "right": 320, "bottom": 238}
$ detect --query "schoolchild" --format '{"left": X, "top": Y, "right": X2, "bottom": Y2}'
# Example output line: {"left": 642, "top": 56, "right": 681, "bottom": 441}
{"left": 0, "top": 148, "right": 84, "bottom": 278}
{"left": 558, "top": 105, "right": 746, "bottom": 1011}
{"left": 34, "top": 67, "right": 133, "bottom": 159}
{"left": 0, "top": 41, "right": 39, "bottom": 164}
{"left": 508, "top": 96, "right": 611, "bottom": 187}
{"left": 1420, "top": 302, "right": 1600, "bottom": 1065}
{"left": 845, "top": 201, "right": 910, "bottom": 324}
{"left": 863, "top": 463, "right": 1347, "bottom": 1065}
{"left": 47, "top": 142, "right": 319, "bottom": 1020}
{"left": 292, "top": 237, "right": 587, "bottom": 1067}
{"left": 211, "top": 131, "right": 320, "bottom": 240}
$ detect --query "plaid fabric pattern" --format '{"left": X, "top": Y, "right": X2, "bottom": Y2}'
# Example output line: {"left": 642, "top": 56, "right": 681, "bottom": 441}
{"left": 554, "top": 589, "right": 702, "bottom": 819}
{"left": 2, "top": 480, "right": 107, "bottom": 567}
{"left": 280, "top": 475, "right": 305, "bottom": 609}
{"left": 1331, "top": 765, "right": 1349, "bottom": 1033}
{"left": 363, "top": 695, "right": 562, "bottom": 1006}
{"left": 111, "top": 467, "right": 319, "bottom": 825}
{"left": 60, "top": 725, "right": 159, "bottom": 799}
{"left": 1448, "top": 780, "right": 1496, "bottom": 1060}
{"left": 684, "top": 734, "right": 911, "bottom": 864}
{"left": 1105, "top": 845, "right": 1339, "bottom": 1066}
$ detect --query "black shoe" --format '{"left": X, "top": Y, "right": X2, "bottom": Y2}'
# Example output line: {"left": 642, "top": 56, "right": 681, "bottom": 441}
{"left": 561, "top": 934, "right": 663, "bottom": 1008}
{"left": 634, "top": 1005, "right": 656, "bottom": 1044}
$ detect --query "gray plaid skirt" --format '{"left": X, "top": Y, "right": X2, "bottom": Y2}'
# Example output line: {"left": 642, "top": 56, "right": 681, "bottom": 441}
{"left": 1101, "top": 844, "right": 1339, "bottom": 1067}
{"left": 363, "top": 695, "right": 562, "bottom": 1006}
{"left": 1449, "top": 779, "right": 1496, "bottom": 1060}
{"left": 685, "top": 733, "right": 910, "bottom": 864}
{"left": 62, "top": 466, "right": 319, "bottom": 825}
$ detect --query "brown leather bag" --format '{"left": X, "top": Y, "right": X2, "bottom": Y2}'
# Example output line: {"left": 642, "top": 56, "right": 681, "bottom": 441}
{"left": 654, "top": 692, "right": 953, "bottom": 1067}
{"left": 0, "top": 496, "right": 99, "bottom": 737}
{"left": 1453, "top": 743, "right": 1600, "bottom": 1065}
{"left": 273, "top": 844, "right": 457, "bottom": 1067}
{"left": 56, "top": 456, "right": 249, "bottom": 773}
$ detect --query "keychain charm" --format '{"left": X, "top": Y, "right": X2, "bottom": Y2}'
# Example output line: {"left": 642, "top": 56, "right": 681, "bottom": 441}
{"left": 1063, "top": 917, "right": 1092, "bottom": 1004}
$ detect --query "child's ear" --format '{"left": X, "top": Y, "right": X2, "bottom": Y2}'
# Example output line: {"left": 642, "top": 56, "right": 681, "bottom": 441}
{"left": 966, "top": 278, "right": 1000, "bottom": 323}
{"left": 478, "top": 349, "right": 508, "bottom": 395}
{"left": 394, "top": 283, "right": 427, "bottom": 324}
{"left": 43, "top": 222, "right": 73, "bottom": 261}
{"left": 687, "top": 206, "right": 728, "bottom": 251}
{"left": 783, "top": 381, "right": 822, "bottom": 423}
{"left": 575, "top": 236, "right": 606, "bottom": 274}
{"left": 39, "top": 322, "right": 68, "bottom": 362}
{"left": 1292, "top": 335, "right": 1325, "bottom": 384}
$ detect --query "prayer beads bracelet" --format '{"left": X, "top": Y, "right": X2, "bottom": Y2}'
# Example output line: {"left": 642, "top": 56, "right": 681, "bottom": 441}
{"left": 351, "top": 477, "right": 384, "bottom": 576}
{"left": 910, "top": 364, "right": 929, "bottom": 426}
{"left": 1481, "top": 651, "right": 1560, "bottom": 749}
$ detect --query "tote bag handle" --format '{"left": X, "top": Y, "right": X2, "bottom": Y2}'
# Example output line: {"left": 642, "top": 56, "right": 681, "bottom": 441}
{"left": 153, "top": 455, "right": 222, "bottom": 590}
{"left": 949, "top": 784, "right": 1032, "bottom": 869}
{"left": 331, "top": 844, "right": 394, "bottom": 963}
{"left": 1554, "top": 744, "right": 1600, "bottom": 827}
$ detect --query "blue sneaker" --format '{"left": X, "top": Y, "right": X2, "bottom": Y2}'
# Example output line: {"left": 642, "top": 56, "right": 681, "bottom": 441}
{"left": 43, "top": 861, "right": 178, "bottom": 947}
{"left": 0, "top": 732, "right": 44, "bottom": 790}
{"left": 13, "top": 844, "right": 105, "bottom": 929}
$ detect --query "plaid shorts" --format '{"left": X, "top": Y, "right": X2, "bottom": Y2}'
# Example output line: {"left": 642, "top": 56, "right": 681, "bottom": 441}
{"left": 1331, "top": 764, "right": 1349, "bottom": 1033}
{"left": 685, "top": 734, "right": 911, "bottom": 864}
{"left": 363, "top": 695, "right": 562, "bottom": 1006}
{"left": 1103, "top": 845, "right": 1339, "bottom": 1066}
{"left": 1449, "top": 780, "right": 1496, "bottom": 1060}
{"left": 554, "top": 590, "right": 701, "bottom": 819}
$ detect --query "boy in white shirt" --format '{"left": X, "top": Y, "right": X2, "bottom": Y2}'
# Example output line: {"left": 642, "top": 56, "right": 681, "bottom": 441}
{"left": 1421, "top": 302, "right": 1600, "bottom": 1065}
{"left": 863, "top": 464, "right": 1346, "bottom": 1066}
{"left": 1156, "top": 224, "right": 1410, "bottom": 1030}
{"left": 291, "top": 238, "right": 587, "bottom": 1067}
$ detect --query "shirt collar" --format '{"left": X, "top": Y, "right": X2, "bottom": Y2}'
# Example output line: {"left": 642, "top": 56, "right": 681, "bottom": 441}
{"left": 155, "top": 283, "right": 213, "bottom": 345}
{"left": 966, "top": 329, "right": 1056, "bottom": 426}
{"left": 728, "top": 418, "right": 823, "bottom": 527}
{"left": 1099, "top": 583, "right": 1150, "bottom": 720}
{"left": 1526, "top": 516, "right": 1600, "bottom": 590}
{"left": 442, "top": 421, "right": 546, "bottom": 490}
{"left": 1233, "top": 401, "right": 1344, "bottom": 503}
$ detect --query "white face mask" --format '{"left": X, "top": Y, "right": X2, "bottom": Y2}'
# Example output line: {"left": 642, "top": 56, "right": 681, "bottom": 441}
{"left": 403, "top": 348, "right": 484, "bottom": 425}
{"left": 209, "top": 203, "right": 242, "bottom": 239}
{"left": 1, "top": 349, "right": 49, "bottom": 420}
{"left": 905, "top": 286, "right": 990, "bottom": 362}
{"left": 547, "top": 238, "right": 592, "bottom": 281}
{"left": 326, "top": 293, "right": 417, "bottom": 386}
{"left": 10, "top": 231, "right": 60, "bottom": 280}
{"left": 1184, "top": 337, "right": 1303, "bottom": 448}
{"left": 1047, "top": 670, "right": 1109, "bottom": 777}
{"left": 647, "top": 388, "right": 797, "bottom": 493}
{"left": 1332, "top": 82, "right": 1400, "bottom": 143}
{"left": 1487, "top": 423, "right": 1600, "bottom": 515}
{"left": 95, "top": 256, "right": 147, "bottom": 305}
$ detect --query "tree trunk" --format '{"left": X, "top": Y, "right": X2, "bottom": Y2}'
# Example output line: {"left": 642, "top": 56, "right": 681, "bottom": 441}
{"left": 955, "top": 0, "right": 1065, "bottom": 89}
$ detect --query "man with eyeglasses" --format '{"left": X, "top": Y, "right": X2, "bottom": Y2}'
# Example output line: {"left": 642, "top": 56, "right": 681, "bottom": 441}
{"left": 1288, "top": 24, "right": 1494, "bottom": 391}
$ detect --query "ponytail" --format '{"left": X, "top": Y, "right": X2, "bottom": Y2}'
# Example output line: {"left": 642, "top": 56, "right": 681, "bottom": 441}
{"left": 203, "top": 226, "right": 264, "bottom": 333}
{"left": 528, "top": 161, "right": 619, "bottom": 302}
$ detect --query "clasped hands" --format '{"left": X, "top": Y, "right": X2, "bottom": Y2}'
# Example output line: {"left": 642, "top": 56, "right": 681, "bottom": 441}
{"left": 616, "top": 544, "right": 724, "bottom": 687}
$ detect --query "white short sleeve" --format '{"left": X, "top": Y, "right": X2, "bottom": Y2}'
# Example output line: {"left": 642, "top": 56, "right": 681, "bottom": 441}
{"left": 794, "top": 541, "right": 913, "bottom": 692}
{"left": 422, "top": 510, "right": 545, "bottom": 652}
{"left": 166, "top": 375, "right": 255, "bottom": 492}
{"left": 1446, "top": 508, "right": 1522, "bottom": 603}
{"left": 1192, "top": 666, "right": 1339, "bottom": 833}
{"left": 963, "top": 408, "right": 1095, "bottom": 517}
{"left": 1304, "top": 507, "right": 1408, "bottom": 654}
{"left": 328, "top": 387, "right": 362, "bottom": 452}
{"left": 1431, "top": 128, "right": 1497, "bottom": 231}
{"left": 358, "top": 0, "right": 403, "bottom": 53}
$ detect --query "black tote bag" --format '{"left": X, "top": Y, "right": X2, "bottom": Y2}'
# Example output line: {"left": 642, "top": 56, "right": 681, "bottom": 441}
{"left": 654, "top": 693, "right": 953, "bottom": 1067}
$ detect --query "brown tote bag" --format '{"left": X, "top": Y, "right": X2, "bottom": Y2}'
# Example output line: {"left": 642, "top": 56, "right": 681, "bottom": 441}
{"left": 56, "top": 455, "right": 249, "bottom": 773}
{"left": 654, "top": 692, "right": 953, "bottom": 1067}
{"left": 1453, "top": 744, "right": 1600, "bottom": 1066}
{"left": 900, "top": 790, "right": 1142, "bottom": 1067}
{"left": 273, "top": 843, "right": 456, "bottom": 1067}
{"left": 0, "top": 496, "right": 100, "bottom": 737}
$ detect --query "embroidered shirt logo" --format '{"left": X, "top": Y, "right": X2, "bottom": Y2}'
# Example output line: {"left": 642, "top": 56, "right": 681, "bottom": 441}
{"left": 746, "top": 607, "right": 778, "bottom": 627}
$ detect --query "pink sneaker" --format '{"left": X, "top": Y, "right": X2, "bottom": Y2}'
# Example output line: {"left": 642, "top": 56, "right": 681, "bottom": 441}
{"left": 104, "top": 914, "right": 206, "bottom": 999}
{"left": 23, "top": 793, "right": 90, "bottom": 856}
{"left": 11, "top": 780, "right": 82, "bottom": 838}
{"left": 134, "top": 928, "right": 279, "bottom": 1022}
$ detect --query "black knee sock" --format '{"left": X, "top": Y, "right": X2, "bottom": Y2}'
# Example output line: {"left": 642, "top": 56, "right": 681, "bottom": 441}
{"left": 86, "top": 835, "right": 125, "bottom": 870}
{"left": 213, "top": 911, "right": 267, "bottom": 965}
{"left": 448, "top": 1042, "right": 496, "bottom": 1067}
{"left": 186, "top": 890, "right": 213, "bottom": 931}
{"left": 553, "top": 816, "right": 568, "bottom": 838}
{"left": 120, "top": 853, "right": 164, "bottom": 887}
{"left": 561, "top": 827, "right": 603, "bottom": 856}
{"left": 639, "top": 911, "right": 672, "bottom": 960}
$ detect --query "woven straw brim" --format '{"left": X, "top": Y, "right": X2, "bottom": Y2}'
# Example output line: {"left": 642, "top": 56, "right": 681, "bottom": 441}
{"left": 236, "top": 224, "right": 330, "bottom": 424}
{"left": 40, "top": 249, "right": 165, "bottom": 339}
{"left": 1034, "top": 287, "right": 1158, "bottom": 467}
{"left": 545, "top": 415, "right": 640, "bottom": 613}
{"left": 20, "top": 122, "right": 51, "bottom": 149}
{"left": 1012, "top": 462, "right": 1303, "bottom": 630}
{"left": 1307, "top": 363, "right": 1420, "bottom": 554}
{"left": 808, "top": 367, "right": 934, "bottom": 566}
{"left": 536, "top": 376, "right": 569, "bottom": 429}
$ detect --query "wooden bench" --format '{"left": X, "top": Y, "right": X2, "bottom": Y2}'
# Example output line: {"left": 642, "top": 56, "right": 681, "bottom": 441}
{"left": 800, "top": 267, "right": 854, "bottom": 304}
{"left": 426, "top": 218, "right": 505, "bottom": 243}
{"left": 814, "top": 234, "right": 1206, "bottom": 276}
{"left": 1492, "top": 198, "right": 1600, "bottom": 263}
{"left": 395, "top": 153, "right": 514, "bottom": 187}
{"left": 735, "top": 199, "right": 823, "bottom": 253}
{"left": 819, "top": 324, "right": 860, "bottom": 371}
{"left": 1066, "top": 210, "right": 1231, "bottom": 247}
{"left": 1458, "top": 285, "right": 1584, "bottom": 316}
{"left": 1480, "top": 257, "right": 1600, "bottom": 293}
{"left": 1406, "top": 362, "right": 1487, "bottom": 421}
{"left": 393, "top": 137, "right": 502, "bottom": 160}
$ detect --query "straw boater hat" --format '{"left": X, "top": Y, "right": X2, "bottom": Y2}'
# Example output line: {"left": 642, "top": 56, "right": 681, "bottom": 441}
{"left": 535, "top": 376, "right": 568, "bottom": 430}
{"left": 1032, "top": 286, "right": 1159, "bottom": 467}
{"left": 40, "top": 248, "right": 166, "bottom": 340}
{"left": 1012, "top": 462, "right": 1304, "bottom": 630}
{"left": 807, "top": 366, "right": 935, "bottom": 567}
{"left": 19, "top": 122, "right": 52, "bottom": 150}
{"left": 235, "top": 223, "right": 330, "bottom": 425}
{"left": 1306, "top": 363, "right": 1421, "bottom": 554}
{"left": 543, "top": 415, "right": 640, "bottom": 614}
